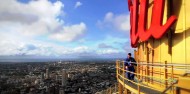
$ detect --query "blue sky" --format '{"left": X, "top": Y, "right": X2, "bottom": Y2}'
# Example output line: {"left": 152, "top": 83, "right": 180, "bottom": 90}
{"left": 0, "top": 0, "right": 133, "bottom": 59}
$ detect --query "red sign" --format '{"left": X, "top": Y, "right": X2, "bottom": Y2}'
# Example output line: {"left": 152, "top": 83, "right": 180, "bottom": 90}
{"left": 128, "top": 0, "right": 177, "bottom": 47}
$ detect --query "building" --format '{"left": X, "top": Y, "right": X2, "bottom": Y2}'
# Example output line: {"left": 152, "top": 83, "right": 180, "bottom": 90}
{"left": 27, "top": 65, "right": 32, "bottom": 72}
{"left": 41, "top": 72, "right": 44, "bottom": 82}
{"left": 46, "top": 68, "right": 49, "bottom": 79}
{"left": 59, "top": 88, "right": 64, "bottom": 94}
{"left": 116, "top": 0, "right": 190, "bottom": 94}
{"left": 62, "top": 69, "right": 67, "bottom": 87}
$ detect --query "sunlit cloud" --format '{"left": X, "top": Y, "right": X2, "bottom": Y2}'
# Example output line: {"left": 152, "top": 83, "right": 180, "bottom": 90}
{"left": 74, "top": 1, "right": 82, "bottom": 9}
{"left": 97, "top": 12, "right": 130, "bottom": 32}
{"left": 49, "top": 22, "right": 87, "bottom": 42}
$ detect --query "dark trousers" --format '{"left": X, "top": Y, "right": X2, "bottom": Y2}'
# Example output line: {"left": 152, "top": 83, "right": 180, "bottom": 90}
{"left": 126, "top": 66, "right": 135, "bottom": 80}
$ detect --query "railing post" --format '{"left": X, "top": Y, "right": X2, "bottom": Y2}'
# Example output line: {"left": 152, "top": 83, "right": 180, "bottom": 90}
{"left": 106, "top": 88, "right": 108, "bottom": 94}
{"left": 123, "top": 61, "right": 125, "bottom": 82}
{"left": 118, "top": 61, "right": 123, "bottom": 94}
{"left": 110, "top": 87, "right": 112, "bottom": 94}
{"left": 164, "top": 61, "right": 168, "bottom": 88}
{"left": 118, "top": 61, "right": 120, "bottom": 78}
{"left": 137, "top": 61, "right": 140, "bottom": 94}
{"left": 118, "top": 83, "right": 123, "bottom": 94}
{"left": 124, "top": 88, "right": 128, "bottom": 94}
{"left": 122, "top": 61, "right": 125, "bottom": 94}
{"left": 116, "top": 60, "right": 118, "bottom": 79}
{"left": 147, "top": 61, "right": 149, "bottom": 83}
{"left": 142, "top": 62, "right": 144, "bottom": 81}
{"left": 151, "top": 61, "right": 153, "bottom": 84}
{"left": 115, "top": 83, "right": 117, "bottom": 93}
{"left": 171, "top": 65, "right": 174, "bottom": 94}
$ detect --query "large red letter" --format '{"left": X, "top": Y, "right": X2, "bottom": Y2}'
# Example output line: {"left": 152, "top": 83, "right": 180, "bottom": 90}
{"left": 128, "top": 0, "right": 177, "bottom": 48}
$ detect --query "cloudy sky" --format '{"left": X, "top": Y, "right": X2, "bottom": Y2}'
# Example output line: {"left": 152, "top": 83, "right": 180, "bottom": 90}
{"left": 0, "top": 0, "right": 133, "bottom": 59}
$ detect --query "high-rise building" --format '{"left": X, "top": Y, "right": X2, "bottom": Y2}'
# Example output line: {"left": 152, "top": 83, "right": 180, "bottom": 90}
{"left": 62, "top": 69, "right": 67, "bottom": 87}
{"left": 55, "top": 75, "right": 58, "bottom": 81}
{"left": 46, "top": 68, "right": 49, "bottom": 79}
{"left": 59, "top": 88, "right": 64, "bottom": 94}
{"left": 41, "top": 72, "right": 44, "bottom": 82}
{"left": 27, "top": 65, "right": 32, "bottom": 72}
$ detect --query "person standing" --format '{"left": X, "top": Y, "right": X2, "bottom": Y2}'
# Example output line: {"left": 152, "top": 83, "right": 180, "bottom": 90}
{"left": 125, "top": 53, "right": 136, "bottom": 81}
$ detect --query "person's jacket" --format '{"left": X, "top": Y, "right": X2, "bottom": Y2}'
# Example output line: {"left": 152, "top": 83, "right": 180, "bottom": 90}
{"left": 125, "top": 57, "right": 137, "bottom": 67}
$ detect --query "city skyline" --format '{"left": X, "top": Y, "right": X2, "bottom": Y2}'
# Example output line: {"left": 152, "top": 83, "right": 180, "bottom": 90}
{"left": 0, "top": 0, "right": 133, "bottom": 60}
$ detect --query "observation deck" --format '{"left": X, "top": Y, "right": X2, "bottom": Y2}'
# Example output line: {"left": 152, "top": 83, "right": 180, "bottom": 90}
{"left": 116, "top": 60, "right": 190, "bottom": 94}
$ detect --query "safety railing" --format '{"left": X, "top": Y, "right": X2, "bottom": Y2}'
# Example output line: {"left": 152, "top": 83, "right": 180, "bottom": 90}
{"left": 95, "top": 83, "right": 118, "bottom": 94}
{"left": 116, "top": 60, "right": 190, "bottom": 94}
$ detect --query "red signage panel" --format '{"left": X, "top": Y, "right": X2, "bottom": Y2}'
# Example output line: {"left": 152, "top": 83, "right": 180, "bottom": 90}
{"left": 128, "top": 0, "right": 177, "bottom": 47}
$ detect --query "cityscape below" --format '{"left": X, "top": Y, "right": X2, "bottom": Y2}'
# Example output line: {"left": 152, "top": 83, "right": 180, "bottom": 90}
{"left": 0, "top": 60, "right": 117, "bottom": 94}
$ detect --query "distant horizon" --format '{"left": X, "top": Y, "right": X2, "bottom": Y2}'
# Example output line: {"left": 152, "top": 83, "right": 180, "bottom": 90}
{"left": 0, "top": 56, "right": 125, "bottom": 63}
{"left": 0, "top": 49, "right": 135, "bottom": 62}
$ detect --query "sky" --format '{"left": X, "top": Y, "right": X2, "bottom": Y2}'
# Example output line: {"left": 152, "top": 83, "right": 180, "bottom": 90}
{"left": 0, "top": 0, "right": 133, "bottom": 60}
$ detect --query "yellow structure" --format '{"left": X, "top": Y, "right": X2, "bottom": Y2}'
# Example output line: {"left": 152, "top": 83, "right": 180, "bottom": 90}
{"left": 116, "top": 0, "right": 190, "bottom": 94}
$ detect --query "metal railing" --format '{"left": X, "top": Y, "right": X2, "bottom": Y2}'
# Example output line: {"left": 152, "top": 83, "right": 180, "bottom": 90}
{"left": 116, "top": 60, "right": 190, "bottom": 94}
{"left": 95, "top": 83, "right": 118, "bottom": 94}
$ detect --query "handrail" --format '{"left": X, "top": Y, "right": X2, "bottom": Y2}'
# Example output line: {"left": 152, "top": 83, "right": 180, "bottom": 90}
{"left": 117, "top": 63, "right": 177, "bottom": 83}
{"left": 96, "top": 83, "right": 118, "bottom": 94}
{"left": 117, "top": 73, "right": 160, "bottom": 91}
{"left": 117, "top": 67, "right": 174, "bottom": 84}
{"left": 119, "top": 61, "right": 190, "bottom": 72}
{"left": 120, "top": 61, "right": 190, "bottom": 66}
{"left": 162, "top": 80, "right": 178, "bottom": 93}
{"left": 133, "top": 61, "right": 190, "bottom": 65}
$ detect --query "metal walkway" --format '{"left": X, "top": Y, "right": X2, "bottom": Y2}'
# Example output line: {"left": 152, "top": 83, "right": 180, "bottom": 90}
{"left": 124, "top": 80, "right": 162, "bottom": 94}
{"left": 118, "top": 75, "right": 162, "bottom": 94}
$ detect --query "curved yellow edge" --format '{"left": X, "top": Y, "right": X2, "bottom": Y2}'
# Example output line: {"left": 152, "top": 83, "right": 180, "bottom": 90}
{"left": 118, "top": 79, "right": 145, "bottom": 94}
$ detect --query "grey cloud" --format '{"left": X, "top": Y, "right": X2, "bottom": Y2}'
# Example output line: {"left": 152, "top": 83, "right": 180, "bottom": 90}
{"left": 113, "top": 41, "right": 134, "bottom": 53}
{"left": 0, "top": 12, "right": 39, "bottom": 24}
{"left": 113, "top": 41, "right": 124, "bottom": 45}
{"left": 98, "top": 43, "right": 115, "bottom": 49}
{"left": 17, "top": 44, "right": 37, "bottom": 52}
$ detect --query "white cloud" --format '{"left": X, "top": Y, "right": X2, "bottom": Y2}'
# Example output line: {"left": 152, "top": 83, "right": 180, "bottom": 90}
{"left": 105, "top": 12, "right": 114, "bottom": 21}
{"left": 0, "top": 36, "right": 89, "bottom": 56}
{"left": 0, "top": 30, "right": 128, "bottom": 58}
{"left": 97, "top": 12, "right": 130, "bottom": 32}
{"left": 73, "top": 46, "right": 90, "bottom": 53}
{"left": 0, "top": 0, "right": 86, "bottom": 39}
{"left": 49, "top": 22, "right": 86, "bottom": 42}
{"left": 75, "top": 1, "right": 82, "bottom": 8}
{"left": 97, "top": 49, "right": 119, "bottom": 55}
{"left": 0, "top": 29, "right": 90, "bottom": 56}
{"left": 0, "top": 0, "right": 64, "bottom": 36}
{"left": 0, "top": 0, "right": 88, "bottom": 56}
{"left": 0, "top": 30, "right": 125, "bottom": 57}
{"left": 0, "top": 1, "right": 130, "bottom": 58}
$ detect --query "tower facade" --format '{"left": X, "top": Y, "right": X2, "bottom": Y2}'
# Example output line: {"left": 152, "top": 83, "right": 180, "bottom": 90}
{"left": 116, "top": 0, "right": 190, "bottom": 94}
